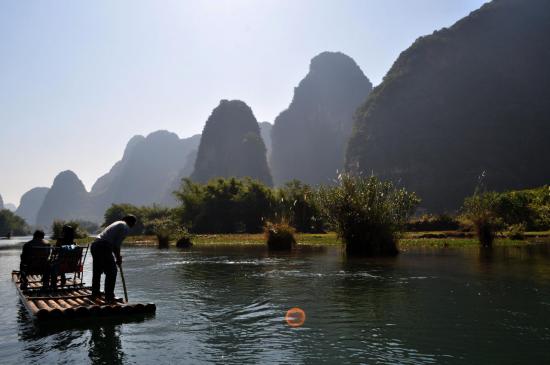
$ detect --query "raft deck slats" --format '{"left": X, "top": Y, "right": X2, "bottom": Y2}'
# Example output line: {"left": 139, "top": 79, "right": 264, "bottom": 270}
{"left": 12, "top": 270, "right": 156, "bottom": 320}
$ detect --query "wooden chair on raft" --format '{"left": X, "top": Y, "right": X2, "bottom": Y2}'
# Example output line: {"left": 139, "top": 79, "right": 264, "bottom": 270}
{"left": 18, "top": 246, "right": 52, "bottom": 290}
{"left": 49, "top": 245, "right": 87, "bottom": 288}
{"left": 18, "top": 245, "right": 88, "bottom": 290}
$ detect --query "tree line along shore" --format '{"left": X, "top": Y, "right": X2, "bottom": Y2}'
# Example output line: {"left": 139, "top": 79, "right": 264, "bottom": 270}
{"left": 4, "top": 175, "right": 547, "bottom": 255}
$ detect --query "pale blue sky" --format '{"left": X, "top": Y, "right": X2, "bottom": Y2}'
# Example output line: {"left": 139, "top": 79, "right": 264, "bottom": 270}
{"left": 0, "top": 0, "right": 487, "bottom": 205}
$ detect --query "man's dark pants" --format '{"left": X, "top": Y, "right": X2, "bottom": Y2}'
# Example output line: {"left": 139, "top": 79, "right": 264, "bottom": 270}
{"left": 91, "top": 240, "right": 117, "bottom": 300}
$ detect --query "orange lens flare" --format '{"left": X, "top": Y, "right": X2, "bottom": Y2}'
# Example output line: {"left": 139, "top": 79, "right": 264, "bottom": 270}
{"left": 285, "top": 307, "right": 306, "bottom": 327}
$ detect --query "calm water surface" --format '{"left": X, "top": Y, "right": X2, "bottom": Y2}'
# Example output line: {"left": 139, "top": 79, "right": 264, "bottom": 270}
{"left": 1, "top": 238, "right": 550, "bottom": 364}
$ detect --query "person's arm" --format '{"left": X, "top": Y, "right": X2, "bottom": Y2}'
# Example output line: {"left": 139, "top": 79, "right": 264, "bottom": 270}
{"left": 112, "top": 223, "right": 129, "bottom": 265}
{"left": 114, "top": 246, "right": 122, "bottom": 266}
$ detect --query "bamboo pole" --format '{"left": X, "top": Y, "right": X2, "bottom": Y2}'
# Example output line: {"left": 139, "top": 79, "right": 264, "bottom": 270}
{"left": 57, "top": 299, "right": 72, "bottom": 309}
{"left": 65, "top": 298, "right": 80, "bottom": 307}
{"left": 35, "top": 299, "right": 62, "bottom": 317}
{"left": 120, "top": 304, "right": 136, "bottom": 315}
{"left": 65, "top": 298, "right": 89, "bottom": 316}
{"left": 79, "top": 297, "right": 106, "bottom": 315}
{"left": 27, "top": 301, "right": 40, "bottom": 315}
{"left": 35, "top": 300, "right": 51, "bottom": 311}
{"left": 76, "top": 289, "right": 91, "bottom": 297}
{"left": 73, "top": 298, "right": 99, "bottom": 315}
{"left": 118, "top": 263, "right": 129, "bottom": 303}
{"left": 25, "top": 294, "right": 91, "bottom": 300}
{"left": 46, "top": 299, "right": 63, "bottom": 311}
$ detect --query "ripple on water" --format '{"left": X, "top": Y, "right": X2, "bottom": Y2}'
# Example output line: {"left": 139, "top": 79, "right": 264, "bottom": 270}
{"left": 1, "top": 244, "right": 550, "bottom": 364}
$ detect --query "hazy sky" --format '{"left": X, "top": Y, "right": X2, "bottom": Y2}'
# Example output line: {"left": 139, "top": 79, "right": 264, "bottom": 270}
{"left": 0, "top": 0, "right": 487, "bottom": 205}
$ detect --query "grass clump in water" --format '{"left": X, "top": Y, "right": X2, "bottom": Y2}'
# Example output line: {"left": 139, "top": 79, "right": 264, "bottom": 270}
{"left": 462, "top": 191, "right": 501, "bottom": 247}
{"left": 145, "top": 217, "right": 187, "bottom": 249}
{"left": 264, "top": 222, "right": 296, "bottom": 250}
{"left": 176, "top": 231, "right": 194, "bottom": 248}
{"left": 507, "top": 223, "right": 526, "bottom": 240}
{"left": 317, "top": 173, "right": 419, "bottom": 256}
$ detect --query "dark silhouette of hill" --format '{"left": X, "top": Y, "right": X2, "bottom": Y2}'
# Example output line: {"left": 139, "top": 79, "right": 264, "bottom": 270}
{"left": 15, "top": 187, "right": 49, "bottom": 226}
{"left": 346, "top": 0, "right": 550, "bottom": 212}
{"left": 89, "top": 130, "right": 200, "bottom": 216}
{"left": 36, "top": 171, "right": 91, "bottom": 228}
{"left": 191, "top": 100, "right": 272, "bottom": 185}
{"left": 0, "top": 194, "right": 3, "bottom": 210}
{"left": 270, "top": 52, "right": 372, "bottom": 186}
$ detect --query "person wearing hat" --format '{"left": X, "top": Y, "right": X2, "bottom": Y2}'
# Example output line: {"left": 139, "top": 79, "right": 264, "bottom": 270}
{"left": 19, "top": 230, "right": 51, "bottom": 289}
{"left": 91, "top": 215, "right": 137, "bottom": 303}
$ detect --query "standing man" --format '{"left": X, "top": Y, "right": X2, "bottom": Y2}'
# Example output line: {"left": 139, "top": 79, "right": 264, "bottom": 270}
{"left": 91, "top": 215, "right": 136, "bottom": 303}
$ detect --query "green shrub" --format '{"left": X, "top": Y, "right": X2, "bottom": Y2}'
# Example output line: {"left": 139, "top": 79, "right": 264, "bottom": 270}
{"left": 462, "top": 185, "right": 550, "bottom": 243}
{"left": 174, "top": 177, "right": 277, "bottom": 233}
{"left": 406, "top": 214, "right": 460, "bottom": 231}
{"left": 103, "top": 204, "right": 175, "bottom": 235}
{"left": 51, "top": 220, "right": 89, "bottom": 240}
{"left": 487, "top": 185, "right": 550, "bottom": 231}
{"left": 317, "top": 173, "right": 420, "bottom": 256}
{"left": 0, "top": 209, "right": 29, "bottom": 236}
{"left": 462, "top": 191, "right": 503, "bottom": 247}
{"left": 277, "top": 180, "right": 325, "bottom": 233}
{"left": 73, "top": 220, "right": 100, "bottom": 234}
{"left": 264, "top": 222, "right": 296, "bottom": 251}
{"left": 239, "top": 180, "right": 277, "bottom": 232}
{"left": 103, "top": 204, "right": 146, "bottom": 234}
{"left": 176, "top": 233, "right": 193, "bottom": 248}
{"left": 530, "top": 186, "right": 550, "bottom": 230}
{"left": 507, "top": 223, "right": 526, "bottom": 240}
{"left": 144, "top": 217, "right": 183, "bottom": 249}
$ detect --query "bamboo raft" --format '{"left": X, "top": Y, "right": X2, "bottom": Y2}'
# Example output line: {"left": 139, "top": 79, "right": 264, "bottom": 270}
{"left": 12, "top": 271, "right": 156, "bottom": 320}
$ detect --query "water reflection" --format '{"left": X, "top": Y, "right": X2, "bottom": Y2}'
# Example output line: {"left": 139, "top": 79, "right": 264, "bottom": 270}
{"left": 17, "top": 308, "right": 88, "bottom": 363}
{"left": 173, "top": 246, "right": 292, "bottom": 363}
{"left": 17, "top": 304, "right": 150, "bottom": 365}
{"left": 475, "top": 245, "right": 550, "bottom": 284}
{"left": 88, "top": 323, "right": 124, "bottom": 365}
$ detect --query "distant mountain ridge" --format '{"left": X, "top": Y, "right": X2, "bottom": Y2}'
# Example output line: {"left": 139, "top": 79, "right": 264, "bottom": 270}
{"left": 16, "top": 187, "right": 50, "bottom": 226}
{"left": 270, "top": 52, "right": 372, "bottom": 186}
{"left": 89, "top": 130, "right": 200, "bottom": 215}
{"left": 36, "top": 170, "right": 91, "bottom": 228}
{"left": 346, "top": 0, "right": 550, "bottom": 211}
{"left": 0, "top": 194, "right": 3, "bottom": 210}
{"left": 33, "top": 130, "right": 201, "bottom": 228}
{"left": 191, "top": 100, "right": 272, "bottom": 185}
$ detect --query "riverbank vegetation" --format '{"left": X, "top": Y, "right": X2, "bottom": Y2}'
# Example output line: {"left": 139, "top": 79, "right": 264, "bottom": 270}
{"left": 51, "top": 220, "right": 95, "bottom": 240}
{"left": 264, "top": 221, "right": 296, "bottom": 250}
{"left": 71, "top": 231, "right": 550, "bottom": 249}
{"left": 317, "top": 174, "right": 419, "bottom": 255}
{"left": 92, "top": 178, "right": 550, "bottom": 252}
{"left": 461, "top": 185, "right": 550, "bottom": 246}
{"left": 0, "top": 209, "right": 29, "bottom": 236}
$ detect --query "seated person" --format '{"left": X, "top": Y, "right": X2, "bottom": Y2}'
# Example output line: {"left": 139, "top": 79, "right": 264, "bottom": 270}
{"left": 20, "top": 230, "right": 51, "bottom": 289}
{"left": 50, "top": 225, "right": 78, "bottom": 288}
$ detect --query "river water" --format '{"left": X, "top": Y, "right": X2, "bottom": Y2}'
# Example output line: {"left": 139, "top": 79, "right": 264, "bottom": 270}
{"left": 1, "top": 237, "right": 549, "bottom": 364}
